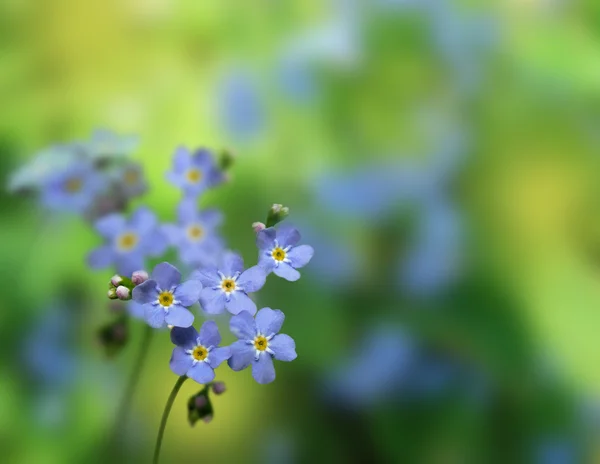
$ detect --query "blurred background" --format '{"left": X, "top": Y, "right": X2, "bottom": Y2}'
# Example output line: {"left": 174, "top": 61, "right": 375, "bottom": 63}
{"left": 2, "top": 0, "right": 600, "bottom": 463}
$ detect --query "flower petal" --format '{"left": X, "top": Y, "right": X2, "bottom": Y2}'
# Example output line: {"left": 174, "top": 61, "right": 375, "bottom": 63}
{"left": 269, "top": 334, "right": 297, "bottom": 361}
{"left": 198, "top": 320, "right": 221, "bottom": 347}
{"left": 287, "top": 245, "right": 314, "bottom": 269}
{"left": 170, "top": 326, "right": 198, "bottom": 348}
{"left": 198, "top": 208, "right": 223, "bottom": 228}
{"left": 133, "top": 280, "right": 159, "bottom": 304}
{"left": 143, "top": 230, "right": 169, "bottom": 256}
{"left": 165, "top": 305, "right": 194, "bottom": 328}
{"left": 172, "top": 146, "right": 191, "bottom": 172}
{"left": 187, "top": 362, "right": 215, "bottom": 384}
{"left": 161, "top": 224, "right": 183, "bottom": 245}
{"left": 88, "top": 246, "right": 115, "bottom": 269}
{"left": 199, "top": 287, "right": 226, "bottom": 314}
{"left": 228, "top": 340, "right": 254, "bottom": 371}
{"left": 276, "top": 224, "right": 301, "bottom": 248}
{"left": 130, "top": 206, "right": 157, "bottom": 234}
{"left": 229, "top": 311, "right": 257, "bottom": 339}
{"left": 221, "top": 251, "right": 244, "bottom": 276}
{"left": 115, "top": 253, "right": 145, "bottom": 276}
{"left": 208, "top": 346, "right": 231, "bottom": 369}
{"left": 252, "top": 354, "right": 276, "bottom": 384}
{"left": 174, "top": 280, "right": 202, "bottom": 306}
{"left": 255, "top": 308, "right": 285, "bottom": 336}
{"left": 256, "top": 227, "right": 276, "bottom": 251}
{"left": 145, "top": 305, "right": 167, "bottom": 328}
{"left": 169, "top": 347, "right": 194, "bottom": 375}
{"left": 236, "top": 266, "right": 266, "bottom": 293}
{"left": 226, "top": 292, "right": 257, "bottom": 316}
{"left": 95, "top": 214, "right": 126, "bottom": 239}
{"left": 177, "top": 197, "right": 197, "bottom": 223}
{"left": 152, "top": 262, "right": 181, "bottom": 289}
{"left": 189, "top": 268, "right": 220, "bottom": 287}
{"left": 273, "top": 263, "right": 301, "bottom": 281}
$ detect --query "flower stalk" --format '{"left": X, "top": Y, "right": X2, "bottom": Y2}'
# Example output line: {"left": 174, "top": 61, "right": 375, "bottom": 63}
{"left": 154, "top": 375, "right": 188, "bottom": 464}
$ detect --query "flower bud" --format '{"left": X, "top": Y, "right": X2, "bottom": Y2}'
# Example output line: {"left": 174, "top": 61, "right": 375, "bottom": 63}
{"left": 97, "top": 315, "right": 129, "bottom": 357}
{"left": 219, "top": 149, "right": 235, "bottom": 172}
{"left": 108, "top": 288, "right": 118, "bottom": 300}
{"left": 187, "top": 388, "right": 214, "bottom": 426}
{"left": 131, "top": 270, "right": 149, "bottom": 286}
{"left": 266, "top": 203, "right": 290, "bottom": 228}
{"left": 110, "top": 274, "right": 123, "bottom": 287}
{"left": 202, "top": 415, "right": 213, "bottom": 424}
{"left": 116, "top": 286, "right": 131, "bottom": 301}
{"left": 252, "top": 222, "right": 266, "bottom": 233}
{"left": 211, "top": 381, "right": 226, "bottom": 395}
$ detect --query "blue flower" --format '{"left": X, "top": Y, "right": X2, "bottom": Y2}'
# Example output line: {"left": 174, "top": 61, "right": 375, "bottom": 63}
{"left": 166, "top": 146, "right": 224, "bottom": 198}
{"left": 256, "top": 224, "right": 314, "bottom": 281}
{"left": 88, "top": 206, "right": 168, "bottom": 275}
{"left": 115, "top": 162, "right": 147, "bottom": 199}
{"left": 161, "top": 198, "right": 225, "bottom": 268}
{"left": 228, "top": 308, "right": 297, "bottom": 384}
{"left": 132, "top": 262, "right": 202, "bottom": 329}
{"left": 126, "top": 300, "right": 146, "bottom": 320}
{"left": 40, "top": 159, "right": 104, "bottom": 213}
{"left": 192, "top": 252, "right": 266, "bottom": 316}
{"left": 169, "top": 321, "right": 231, "bottom": 384}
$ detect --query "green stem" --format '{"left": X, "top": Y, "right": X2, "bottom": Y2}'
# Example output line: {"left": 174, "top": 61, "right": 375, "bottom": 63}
{"left": 153, "top": 375, "right": 187, "bottom": 464}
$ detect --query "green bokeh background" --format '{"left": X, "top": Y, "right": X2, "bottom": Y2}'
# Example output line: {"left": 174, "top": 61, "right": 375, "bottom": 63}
{"left": 2, "top": 1, "right": 600, "bottom": 463}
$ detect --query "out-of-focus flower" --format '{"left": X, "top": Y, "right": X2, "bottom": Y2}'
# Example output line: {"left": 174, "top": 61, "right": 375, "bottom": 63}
{"left": 40, "top": 160, "right": 104, "bottom": 214}
{"left": 97, "top": 314, "right": 129, "bottom": 358}
{"left": 257, "top": 225, "right": 314, "bottom": 282}
{"left": 535, "top": 438, "right": 577, "bottom": 464}
{"left": 88, "top": 206, "right": 168, "bottom": 275}
{"left": 132, "top": 262, "right": 202, "bottom": 329}
{"left": 114, "top": 162, "right": 147, "bottom": 199}
{"left": 126, "top": 300, "right": 146, "bottom": 320}
{"left": 228, "top": 308, "right": 297, "bottom": 384}
{"left": 86, "top": 129, "right": 139, "bottom": 163}
{"left": 161, "top": 199, "right": 225, "bottom": 268}
{"left": 166, "top": 146, "right": 224, "bottom": 198}
{"left": 169, "top": 321, "right": 231, "bottom": 384}
{"left": 193, "top": 252, "right": 266, "bottom": 316}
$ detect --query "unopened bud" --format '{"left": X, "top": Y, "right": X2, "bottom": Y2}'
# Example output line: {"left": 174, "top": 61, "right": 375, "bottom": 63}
{"left": 202, "top": 415, "right": 213, "bottom": 424}
{"left": 252, "top": 222, "right": 266, "bottom": 233}
{"left": 110, "top": 274, "right": 123, "bottom": 287}
{"left": 131, "top": 270, "right": 149, "bottom": 286}
{"left": 187, "top": 389, "right": 214, "bottom": 426}
{"left": 97, "top": 315, "right": 129, "bottom": 357}
{"left": 195, "top": 395, "right": 208, "bottom": 409}
{"left": 108, "top": 288, "right": 118, "bottom": 300}
{"left": 211, "top": 381, "right": 226, "bottom": 395}
{"left": 266, "top": 203, "right": 290, "bottom": 228}
{"left": 116, "top": 286, "right": 131, "bottom": 300}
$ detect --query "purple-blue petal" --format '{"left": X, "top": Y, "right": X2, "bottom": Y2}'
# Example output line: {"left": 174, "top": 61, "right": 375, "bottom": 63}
{"left": 88, "top": 246, "right": 115, "bottom": 269}
{"left": 170, "top": 347, "right": 194, "bottom": 375}
{"left": 208, "top": 346, "right": 231, "bottom": 369}
{"left": 174, "top": 280, "right": 202, "bottom": 306}
{"left": 145, "top": 305, "right": 167, "bottom": 328}
{"left": 126, "top": 301, "right": 146, "bottom": 320}
{"left": 236, "top": 266, "right": 266, "bottom": 293}
{"left": 142, "top": 230, "right": 169, "bottom": 256}
{"left": 172, "top": 146, "right": 191, "bottom": 172}
{"left": 252, "top": 354, "right": 276, "bottom": 384}
{"left": 229, "top": 311, "right": 257, "bottom": 340}
{"left": 198, "top": 208, "right": 223, "bottom": 227}
{"left": 161, "top": 224, "right": 183, "bottom": 245}
{"left": 187, "top": 362, "right": 215, "bottom": 384}
{"left": 95, "top": 214, "right": 126, "bottom": 239}
{"left": 226, "top": 292, "right": 257, "bottom": 316}
{"left": 221, "top": 251, "right": 244, "bottom": 276}
{"left": 269, "top": 334, "right": 297, "bottom": 361}
{"left": 177, "top": 197, "right": 197, "bottom": 223}
{"left": 255, "top": 308, "right": 285, "bottom": 336}
{"left": 152, "top": 262, "right": 181, "bottom": 290}
{"left": 273, "top": 263, "right": 301, "bottom": 281}
{"left": 199, "top": 287, "right": 227, "bottom": 314}
{"left": 276, "top": 224, "right": 301, "bottom": 248}
{"left": 165, "top": 305, "right": 195, "bottom": 328}
{"left": 256, "top": 228, "right": 276, "bottom": 251}
{"left": 189, "top": 268, "right": 220, "bottom": 287}
{"left": 228, "top": 340, "right": 255, "bottom": 371}
{"left": 115, "top": 252, "right": 145, "bottom": 276}
{"left": 132, "top": 280, "right": 159, "bottom": 304}
{"left": 170, "top": 326, "right": 199, "bottom": 348}
{"left": 287, "top": 245, "right": 314, "bottom": 269}
{"left": 198, "top": 320, "right": 221, "bottom": 347}
{"left": 130, "top": 207, "right": 157, "bottom": 235}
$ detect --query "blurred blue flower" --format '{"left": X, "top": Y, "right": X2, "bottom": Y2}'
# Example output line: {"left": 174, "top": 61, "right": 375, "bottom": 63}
{"left": 40, "top": 159, "right": 104, "bottom": 214}
{"left": 132, "top": 262, "right": 202, "bottom": 329}
{"left": 217, "top": 69, "right": 265, "bottom": 140}
{"left": 166, "top": 146, "right": 224, "bottom": 198}
{"left": 192, "top": 252, "right": 266, "bottom": 316}
{"left": 257, "top": 224, "right": 314, "bottom": 282}
{"left": 126, "top": 300, "right": 146, "bottom": 320}
{"left": 115, "top": 162, "right": 147, "bottom": 200}
{"left": 87, "top": 206, "right": 168, "bottom": 275}
{"left": 169, "top": 321, "right": 231, "bottom": 384}
{"left": 161, "top": 198, "right": 225, "bottom": 268}
{"left": 228, "top": 308, "right": 297, "bottom": 384}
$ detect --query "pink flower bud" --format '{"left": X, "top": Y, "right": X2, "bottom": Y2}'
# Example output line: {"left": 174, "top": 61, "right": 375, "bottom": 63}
{"left": 110, "top": 274, "right": 123, "bottom": 287}
{"left": 194, "top": 395, "right": 207, "bottom": 409}
{"left": 252, "top": 222, "right": 266, "bottom": 233}
{"left": 116, "top": 286, "right": 131, "bottom": 300}
{"left": 108, "top": 288, "right": 118, "bottom": 300}
{"left": 131, "top": 270, "right": 149, "bottom": 285}
{"left": 211, "top": 381, "right": 226, "bottom": 395}
{"left": 202, "top": 414, "right": 213, "bottom": 424}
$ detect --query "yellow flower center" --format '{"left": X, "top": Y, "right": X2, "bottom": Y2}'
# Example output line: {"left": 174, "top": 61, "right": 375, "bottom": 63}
{"left": 64, "top": 177, "right": 82, "bottom": 193}
{"left": 158, "top": 291, "right": 174, "bottom": 307}
{"left": 187, "top": 224, "right": 204, "bottom": 241}
{"left": 272, "top": 247, "right": 286, "bottom": 262}
{"left": 193, "top": 345, "right": 208, "bottom": 361}
{"left": 124, "top": 170, "right": 139, "bottom": 185}
{"left": 254, "top": 335, "right": 268, "bottom": 351}
{"left": 118, "top": 232, "right": 139, "bottom": 251}
{"left": 221, "top": 279, "right": 236, "bottom": 293}
{"left": 186, "top": 168, "right": 203, "bottom": 184}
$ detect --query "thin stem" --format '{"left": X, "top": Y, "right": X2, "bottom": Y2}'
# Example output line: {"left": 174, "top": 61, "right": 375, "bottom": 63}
{"left": 153, "top": 375, "right": 188, "bottom": 464}
{"left": 111, "top": 324, "right": 154, "bottom": 444}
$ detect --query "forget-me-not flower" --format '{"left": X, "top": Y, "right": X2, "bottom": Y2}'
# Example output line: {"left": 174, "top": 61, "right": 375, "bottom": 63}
{"left": 166, "top": 146, "right": 224, "bottom": 197}
{"left": 161, "top": 198, "right": 225, "bottom": 268}
{"left": 169, "top": 321, "right": 231, "bottom": 384}
{"left": 192, "top": 252, "right": 266, "bottom": 316}
{"left": 257, "top": 224, "right": 314, "bottom": 281}
{"left": 228, "top": 308, "right": 297, "bottom": 384}
{"left": 132, "top": 262, "right": 202, "bottom": 329}
{"left": 88, "top": 206, "right": 168, "bottom": 275}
